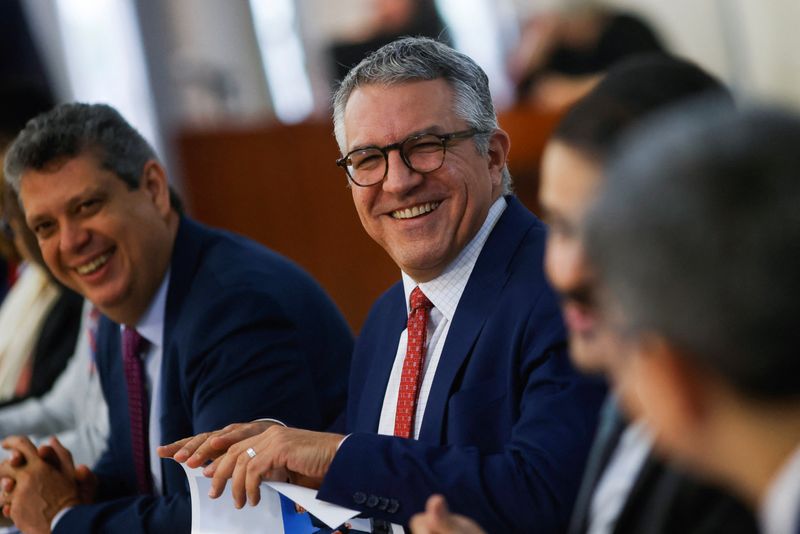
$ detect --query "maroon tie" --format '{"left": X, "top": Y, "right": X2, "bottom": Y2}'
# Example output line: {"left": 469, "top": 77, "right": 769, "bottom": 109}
{"left": 394, "top": 287, "right": 433, "bottom": 439}
{"left": 122, "top": 327, "right": 153, "bottom": 495}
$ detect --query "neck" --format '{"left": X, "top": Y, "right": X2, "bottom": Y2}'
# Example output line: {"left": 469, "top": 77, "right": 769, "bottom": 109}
{"left": 710, "top": 396, "right": 800, "bottom": 507}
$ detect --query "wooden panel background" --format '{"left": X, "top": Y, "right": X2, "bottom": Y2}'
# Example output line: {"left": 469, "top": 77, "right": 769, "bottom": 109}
{"left": 176, "top": 105, "right": 559, "bottom": 332}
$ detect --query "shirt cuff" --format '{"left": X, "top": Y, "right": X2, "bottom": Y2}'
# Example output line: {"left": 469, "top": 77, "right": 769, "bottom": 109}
{"left": 51, "top": 506, "right": 72, "bottom": 532}
{"left": 337, "top": 434, "right": 351, "bottom": 450}
{"left": 254, "top": 418, "right": 286, "bottom": 427}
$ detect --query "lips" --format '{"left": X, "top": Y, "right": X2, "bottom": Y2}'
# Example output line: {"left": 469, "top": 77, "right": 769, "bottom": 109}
{"left": 74, "top": 251, "right": 112, "bottom": 276}
{"left": 563, "top": 302, "right": 597, "bottom": 335}
{"left": 391, "top": 201, "right": 440, "bottom": 220}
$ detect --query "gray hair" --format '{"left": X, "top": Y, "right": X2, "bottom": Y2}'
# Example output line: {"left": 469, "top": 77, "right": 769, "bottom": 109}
{"left": 585, "top": 104, "right": 800, "bottom": 399}
{"left": 332, "top": 37, "right": 512, "bottom": 194}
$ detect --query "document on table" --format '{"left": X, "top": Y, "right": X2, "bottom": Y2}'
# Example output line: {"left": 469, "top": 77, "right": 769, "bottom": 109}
{"left": 179, "top": 462, "right": 361, "bottom": 533}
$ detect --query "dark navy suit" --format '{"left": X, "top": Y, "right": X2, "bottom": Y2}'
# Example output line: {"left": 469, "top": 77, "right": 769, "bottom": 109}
{"left": 317, "top": 197, "right": 605, "bottom": 533}
{"left": 56, "top": 217, "right": 354, "bottom": 533}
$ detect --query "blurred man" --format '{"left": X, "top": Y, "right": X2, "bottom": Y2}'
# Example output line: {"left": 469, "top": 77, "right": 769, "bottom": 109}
{"left": 411, "top": 56, "right": 756, "bottom": 534}
{"left": 162, "top": 37, "right": 604, "bottom": 533}
{"left": 0, "top": 103, "right": 353, "bottom": 533}
{"left": 585, "top": 106, "right": 800, "bottom": 534}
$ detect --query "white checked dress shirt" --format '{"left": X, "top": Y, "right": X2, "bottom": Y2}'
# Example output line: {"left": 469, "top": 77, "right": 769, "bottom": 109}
{"left": 377, "top": 196, "right": 507, "bottom": 438}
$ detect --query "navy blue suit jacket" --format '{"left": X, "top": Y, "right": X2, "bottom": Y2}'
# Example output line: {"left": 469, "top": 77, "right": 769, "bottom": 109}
{"left": 317, "top": 197, "right": 605, "bottom": 533}
{"left": 56, "top": 217, "right": 354, "bottom": 533}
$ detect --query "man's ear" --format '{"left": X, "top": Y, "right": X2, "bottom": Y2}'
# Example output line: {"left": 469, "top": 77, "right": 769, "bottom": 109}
{"left": 635, "top": 334, "right": 710, "bottom": 445}
{"left": 487, "top": 128, "right": 511, "bottom": 187}
{"left": 139, "top": 160, "right": 171, "bottom": 217}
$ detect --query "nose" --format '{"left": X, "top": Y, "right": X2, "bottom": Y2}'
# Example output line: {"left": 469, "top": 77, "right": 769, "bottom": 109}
{"left": 544, "top": 236, "right": 588, "bottom": 294}
{"left": 59, "top": 219, "right": 90, "bottom": 254}
{"left": 381, "top": 149, "right": 424, "bottom": 195}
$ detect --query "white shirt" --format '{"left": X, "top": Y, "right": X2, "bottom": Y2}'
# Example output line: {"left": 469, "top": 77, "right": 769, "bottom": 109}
{"left": 0, "top": 300, "right": 108, "bottom": 467}
{"left": 133, "top": 270, "right": 171, "bottom": 496}
{"left": 761, "top": 445, "right": 800, "bottom": 534}
{"left": 377, "top": 197, "right": 507, "bottom": 438}
{"left": 588, "top": 422, "right": 653, "bottom": 534}
{"left": 52, "top": 272, "right": 171, "bottom": 530}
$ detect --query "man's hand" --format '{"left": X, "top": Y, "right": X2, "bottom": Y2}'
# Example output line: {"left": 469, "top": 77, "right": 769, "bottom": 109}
{"left": 0, "top": 436, "right": 88, "bottom": 534}
{"left": 410, "top": 495, "right": 486, "bottom": 534}
{"left": 157, "top": 421, "right": 276, "bottom": 469}
{"left": 205, "top": 426, "right": 342, "bottom": 509}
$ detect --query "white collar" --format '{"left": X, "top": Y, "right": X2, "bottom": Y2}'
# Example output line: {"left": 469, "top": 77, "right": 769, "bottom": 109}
{"left": 401, "top": 196, "right": 507, "bottom": 321}
{"left": 761, "top": 444, "right": 800, "bottom": 534}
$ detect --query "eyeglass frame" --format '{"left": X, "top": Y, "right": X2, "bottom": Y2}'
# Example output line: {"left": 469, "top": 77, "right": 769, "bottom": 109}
{"left": 335, "top": 128, "right": 490, "bottom": 187}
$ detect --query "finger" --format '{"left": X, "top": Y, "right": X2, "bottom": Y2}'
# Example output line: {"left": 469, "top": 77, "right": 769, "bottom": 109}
{"left": 230, "top": 451, "right": 254, "bottom": 509}
{"left": 174, "top": 433, "right": 210, "bottom": 465}
{"left": 202, "top": 454, "right": 223, "bottom": 477}
{"left": 427, "top": 494, "right": 450, "bottom": 521}
{"left": 245, "top": 456, "right": 265, "bottom": 507}
{"left": 191, "top": 423, "right": 266, "bottom": 469}
{"left": 7, "top": 449, "right": 24, "bottom": 468}
{"left": 208, "top": 449, "right": 239, "bottom": 499}
{"left": 1, "top": 477, "right": 14, "bottom": 493}
{"left": 48, "top": 437, "right": 76, "bottom": 478}
{"left": 2, "top": 504, "right": 8, "bottom": 518}
{"left": 156, "top": 436, "right": 192, "bottom": 460}
{"left": 1, "top": 436, "right": 39, "bottom": 463}
{"left": 37, "top": 444, "right": 59, "bottom": 468}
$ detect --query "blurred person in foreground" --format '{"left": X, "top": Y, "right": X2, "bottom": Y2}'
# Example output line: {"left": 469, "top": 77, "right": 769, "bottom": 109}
{"left": 585, "top": 107, "right": 800, "bottom": 534}
{"left": 0, "top": 102, "right": 353, "bottom": 533}
{"left": 411, "top": 56, "right": 757, "bottom": 534}
{"left": 162, "top": 36, "right": 605, "bottom": 533}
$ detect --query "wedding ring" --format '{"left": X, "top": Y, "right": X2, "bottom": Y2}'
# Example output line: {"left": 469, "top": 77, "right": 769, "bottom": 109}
{"left": 246, "top": 447, "right": 257, "bottom": 459}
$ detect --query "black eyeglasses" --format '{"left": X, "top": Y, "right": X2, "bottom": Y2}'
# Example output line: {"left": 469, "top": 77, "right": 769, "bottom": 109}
{"left": 336, "top": 128, "right": 488, "bottom": 187}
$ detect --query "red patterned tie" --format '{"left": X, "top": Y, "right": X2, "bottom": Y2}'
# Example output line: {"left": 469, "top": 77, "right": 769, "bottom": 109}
{"left": 394, "top": 287, "right": 433, "bottom": 439}
{"left": 122, "top": 327, "right": 153, "bottom": 494}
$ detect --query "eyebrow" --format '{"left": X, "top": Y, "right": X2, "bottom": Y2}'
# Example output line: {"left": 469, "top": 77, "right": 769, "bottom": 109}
{"left": 26, "top": 185, "right": 107, "bottom": 227}
{"left": 348, "top": 124, "right": 445, "bottom": 152}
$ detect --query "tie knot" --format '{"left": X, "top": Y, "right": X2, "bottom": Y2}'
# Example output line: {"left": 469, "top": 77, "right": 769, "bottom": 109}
{"left": 410, "top": 287, "right": 433, "bottom": 312}
{"left": 123, "top": 327, "right": 148, "bottom": 359}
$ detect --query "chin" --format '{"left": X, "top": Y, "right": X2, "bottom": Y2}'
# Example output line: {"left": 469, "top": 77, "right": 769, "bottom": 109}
{"left": 568, "top": 333, "right": 607, "bottom": 374}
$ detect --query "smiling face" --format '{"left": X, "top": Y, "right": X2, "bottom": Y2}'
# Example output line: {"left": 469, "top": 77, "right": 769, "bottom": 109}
{"left": 540, "top": 140, "right": 616, "bottom": 373}
{"left": 19, "top": 152, "right": 178, "bottom": 325}
{"left": 343, "top": 79, "right": 509, "bottom": 282}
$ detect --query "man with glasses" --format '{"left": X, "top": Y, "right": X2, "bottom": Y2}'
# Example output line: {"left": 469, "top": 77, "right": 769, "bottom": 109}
{"left": 162, "top": 37, "right": 604, "bottom": 533}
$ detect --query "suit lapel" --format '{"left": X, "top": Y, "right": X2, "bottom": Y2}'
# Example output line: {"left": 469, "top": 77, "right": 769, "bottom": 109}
{"left": 353, "top": 284, "right": 407, "bottom": 433}
{"left": 418, "top": 197, "right": 535, "bottom": 444}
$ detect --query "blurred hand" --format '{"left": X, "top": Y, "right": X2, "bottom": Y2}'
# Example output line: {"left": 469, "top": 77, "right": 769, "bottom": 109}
{"left": 157, "top": 420, "right": 277, "bottom": 468}
{"left": 0, "top": 436, "right": 89, "bottom": 534}
{"left": 410, "top": 495, "right": 485, "bottom": 534}
{"left": 206, "top": 426, "right": 342, "bottom": 509}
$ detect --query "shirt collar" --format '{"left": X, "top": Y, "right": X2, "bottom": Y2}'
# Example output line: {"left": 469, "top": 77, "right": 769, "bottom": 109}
{"left": 132, "top": 269, "right": 171, "bottom": 348}
{"left": 402, "top": 196, "right": 507, "bottom": 321}
{"left": 761, "top": 444, "right": 800, "bottom": 534}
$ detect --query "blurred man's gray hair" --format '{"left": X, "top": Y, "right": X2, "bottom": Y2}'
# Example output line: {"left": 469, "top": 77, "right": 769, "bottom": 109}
{"left": 585, "top": 103, "right": 800, "bottom": 399}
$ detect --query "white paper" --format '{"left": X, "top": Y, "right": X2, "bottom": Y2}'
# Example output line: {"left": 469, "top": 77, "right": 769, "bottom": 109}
{"left": 178, "top": 462, "right": 360, "bottom": 533}
{"left": 265, "top": 480, "right": 360, "bottom": 529}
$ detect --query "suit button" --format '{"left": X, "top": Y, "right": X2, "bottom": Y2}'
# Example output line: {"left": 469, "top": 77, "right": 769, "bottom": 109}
{"left": 366, "top": 494, "right": 379, "bottom": 508}
{"left": 387, "top": 499, "right": 400, "bottom": 514}
{"left": 378, "top": 497, "right": 389, "bottom": 511}
{"left": 353, "top": 492, "right": 367, "bottom": 505}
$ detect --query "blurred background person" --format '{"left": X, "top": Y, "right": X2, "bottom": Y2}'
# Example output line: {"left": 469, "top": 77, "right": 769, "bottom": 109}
{"left": 508, "top": 3, "right": 664, "bottom": 110}
{"left": 410, "top": 54, "right": 757, "bottom": 534}
{"left": 0, "top": 179, "right": 83, "bottom": 406}
{"left": 328, "top": 0, "right": 449, "bottom": 81}
{"left": 585, "top": 105, "right": 800, "bottom": 534}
